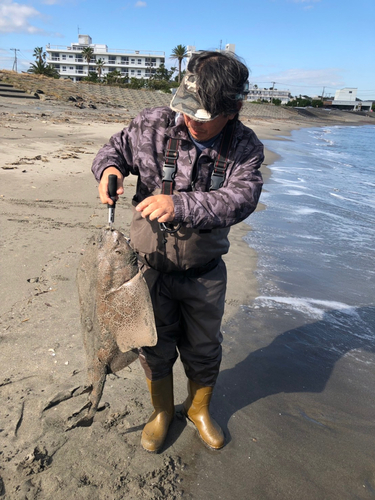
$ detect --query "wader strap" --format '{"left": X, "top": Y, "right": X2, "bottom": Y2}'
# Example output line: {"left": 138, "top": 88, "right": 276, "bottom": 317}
{"left": 160, "top": 137, "right": 181, "bottom": 234}
{"left": 162, "top": 138, "right": 179, "bottom": 195}
{"left": 210, "top": 120, "right": 236, "bottom": 191}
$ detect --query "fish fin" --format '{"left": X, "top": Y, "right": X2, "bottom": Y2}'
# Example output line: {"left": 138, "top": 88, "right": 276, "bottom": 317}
{"left": 101, "top": 272, "right": 157, "bottom": 352}
{"left": 42, "top": 385, "right": 91, "bottom": 412}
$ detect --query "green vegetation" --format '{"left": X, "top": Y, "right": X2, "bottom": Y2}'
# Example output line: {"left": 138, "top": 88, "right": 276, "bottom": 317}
{"left": 170, "top": 45, "right": 188, "bottom": 83}
{"left": 98, "top": 64, "right": 179, "bottom": 93}
{"left": 96, "top": 58, "right": 105, "bottom": 80}
{"left": 286, "top": 96, "right": 323, "bottom": 108}
{"left": 81, "top": 46, "right": 95, "bottom": 75}
{"left": 27, "top": 47, "right": 59, "bottom": 78}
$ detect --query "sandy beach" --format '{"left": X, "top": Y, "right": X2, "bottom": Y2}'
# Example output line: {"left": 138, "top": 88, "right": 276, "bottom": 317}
{"left": 1, "top": 78, "right": 374, "bottom": 499}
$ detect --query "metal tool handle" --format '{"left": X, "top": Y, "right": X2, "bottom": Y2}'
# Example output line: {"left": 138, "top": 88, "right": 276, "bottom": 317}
{"left": 107, "top": 174, "right": 117, "bottom": 227}
{"left": 108, "top": 174, "right": 117, "bottom": 206}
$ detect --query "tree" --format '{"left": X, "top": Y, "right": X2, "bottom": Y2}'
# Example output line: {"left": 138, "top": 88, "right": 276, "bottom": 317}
{"left": 33, "top": 47, "right": 46, "bottom": 65}
{"left": 312, "top": 99, "right": 324, "bottom": 108}
{"left": 170, "top": 45, "right": 188, "bottom": 83}
{"left": 96, "top": 58, "right": 105, "bottom": 80}
{"left": 27, "top": 48, "right": 59, "bottom": 78}
{"left": 146, "top": 64, "right": 178, "bottom": 93}
{"left": 104, "top": 69, "right": 122, "bottom": 85}
{"left": 151, "top": 64, "right": 176, "bottom": 82}
{"left": 82, "top": 71, "right": 99, "bottom": 83}
{"left": 81, "top": 47, "right": 95, "bottom": 76}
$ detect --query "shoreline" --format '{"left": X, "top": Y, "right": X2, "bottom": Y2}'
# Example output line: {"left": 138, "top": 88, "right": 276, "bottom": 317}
{"left": 1, "top": 95, "right": 374, "bottom": 499}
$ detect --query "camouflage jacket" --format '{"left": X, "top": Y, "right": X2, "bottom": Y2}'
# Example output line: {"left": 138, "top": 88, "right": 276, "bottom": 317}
{"left": 92, "top": 106, "right": 264, "bottom": 272}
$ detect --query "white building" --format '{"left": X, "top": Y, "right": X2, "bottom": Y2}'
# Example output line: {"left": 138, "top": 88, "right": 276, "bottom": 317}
{"left": 186, "top": 43, "right": 236, "bottom": 66}
{"left": 331, "top": 87, "right": 373, "bottom": 111}
{"left": 334, "top": 87, "right": 357, "bottom": 101}
{"left": 45, "top": 35, "right": 165, "bottom": 82}
{"left": 247, "top": 86, "right": 291, "bottom": 105}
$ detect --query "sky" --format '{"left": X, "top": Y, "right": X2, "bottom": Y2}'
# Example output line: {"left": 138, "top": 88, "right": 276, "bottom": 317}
{"left": 0, "top": 0, "right": 374, "bottom": 100}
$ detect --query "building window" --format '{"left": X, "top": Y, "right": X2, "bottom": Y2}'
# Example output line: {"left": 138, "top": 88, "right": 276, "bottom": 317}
{"left": 69, "top": 66, "right": 74, "bottom": 71}
{"left": 131, "top": 70, "right": 135, "bottom": 75}
{"left": 131, "top": 58, "right": 135, "bottom": 64}
{"left": 121, "top": 57, "right": 129, "bottom": 64}
{"left": 138, "top": 58, "right": 142, "bottom": 64}
{"left": 62, "top": 66, "right": 67, "bottom": 71}
{"left": 137, "top": 70, "right": 141, "bottom": 75}
{"left": 62, "top": 54, "right": 66, "bottom": 60}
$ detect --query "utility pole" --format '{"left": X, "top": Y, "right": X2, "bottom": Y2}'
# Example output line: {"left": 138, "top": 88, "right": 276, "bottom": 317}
{"left": 321, "top": 86, "right": 325, "bottom": 102}
{"left": 10, "top": 48, "right": 20, "bottom": 72}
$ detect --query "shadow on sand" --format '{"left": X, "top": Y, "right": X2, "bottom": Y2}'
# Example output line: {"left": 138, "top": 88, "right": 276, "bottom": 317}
{"left": 215, "top": 305, "right": 375, "bottom": 442}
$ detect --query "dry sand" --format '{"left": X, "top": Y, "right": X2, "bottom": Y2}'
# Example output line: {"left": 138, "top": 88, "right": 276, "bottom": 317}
{"left": 1, "top": 94, "right": 373, "bottom": 499}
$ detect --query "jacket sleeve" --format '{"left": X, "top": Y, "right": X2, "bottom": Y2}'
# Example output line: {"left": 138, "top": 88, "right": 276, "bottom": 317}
{"left": 172, "top": 134, "right": 264, "bottom": 230}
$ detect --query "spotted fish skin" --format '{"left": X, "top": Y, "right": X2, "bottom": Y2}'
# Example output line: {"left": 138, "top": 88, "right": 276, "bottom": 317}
{"left": 73, "top": 228, "right": 156, "bottom": 427}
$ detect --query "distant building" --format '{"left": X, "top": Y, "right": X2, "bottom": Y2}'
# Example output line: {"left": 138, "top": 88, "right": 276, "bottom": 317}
{"left": 327, "top": 87, "right": 373, "bottom": 111}
{"left": 186, "top": 43, "right": 236, "bottom": 66}
{"left": 247, "top": 86, "right": 292, "bottom": 104}
{"left": 334, "top": 87, "right": 357, "bottom": 101}
{"left": 45, "top": 35, "right": 165, "bottom": 82}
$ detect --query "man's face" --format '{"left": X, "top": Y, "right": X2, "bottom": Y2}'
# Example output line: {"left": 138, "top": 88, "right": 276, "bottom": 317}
{"left": 184, "top": 113, "right": 236, "bottom": 142}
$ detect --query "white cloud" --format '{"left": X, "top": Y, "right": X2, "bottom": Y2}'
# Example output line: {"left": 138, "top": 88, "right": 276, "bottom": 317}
{"left": 252, "top": 68, "right": 345, "bottom": 92}
{"left": 135, "top": 1, "right": 146, "bottom": 6}
{"left": 0, "top": 0, "right": 46, "bottom": 34}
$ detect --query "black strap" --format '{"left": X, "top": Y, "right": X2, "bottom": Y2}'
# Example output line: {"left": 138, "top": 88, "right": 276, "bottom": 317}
{"left": 210, "top": 120, "right": 235, "bottom": 191}
{"left": 160, "top": 137, "right": 181, "bottom": 234}
{"left": 162, "top": 138, "right": 179, "bottom": 195}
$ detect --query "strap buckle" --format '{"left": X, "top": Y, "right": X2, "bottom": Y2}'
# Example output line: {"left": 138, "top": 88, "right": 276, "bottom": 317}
{"left": 159, "top": 222, "right": 182, "bottom": 234}
{"left": 210, "top": 172, "right": 225, "bottom": 190}
{"left": 162, "top": 165, "right": 176, "bottom": 183}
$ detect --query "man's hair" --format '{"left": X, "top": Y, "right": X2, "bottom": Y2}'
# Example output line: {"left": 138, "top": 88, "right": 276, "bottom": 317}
{"left": 187, "top": 51, "right": 249, "bottom": 118}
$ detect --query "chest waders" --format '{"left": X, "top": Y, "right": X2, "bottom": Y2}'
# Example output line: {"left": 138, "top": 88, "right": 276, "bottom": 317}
{"left": 141, "top": 121, "right": 236, "bottom": 452}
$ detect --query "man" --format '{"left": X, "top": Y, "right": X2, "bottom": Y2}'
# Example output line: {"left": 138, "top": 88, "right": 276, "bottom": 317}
{"left": 91, "top": 50, "right": 264, "bottom": 452}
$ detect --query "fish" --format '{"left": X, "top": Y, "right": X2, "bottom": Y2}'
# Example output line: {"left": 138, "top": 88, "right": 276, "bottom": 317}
{"left": 43, "top": 228, "right": 157, "bottom": 429}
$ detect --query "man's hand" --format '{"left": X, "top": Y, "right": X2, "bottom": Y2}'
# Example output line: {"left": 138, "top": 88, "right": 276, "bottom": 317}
{"left": 136, "top": 195, "right": 175, "bottom": 223}
{"left": 98, "top": 167, "right": 124, "bottom": 205}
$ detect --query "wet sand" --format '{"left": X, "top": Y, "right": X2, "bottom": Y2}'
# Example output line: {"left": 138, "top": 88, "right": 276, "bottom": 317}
{"left": 1, "top": 95, "right": 374, "bottom": 499}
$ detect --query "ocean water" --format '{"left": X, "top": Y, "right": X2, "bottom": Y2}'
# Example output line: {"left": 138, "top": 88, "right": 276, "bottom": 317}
{"left": 245, "top": 124, "right": 375, "bottom": 347}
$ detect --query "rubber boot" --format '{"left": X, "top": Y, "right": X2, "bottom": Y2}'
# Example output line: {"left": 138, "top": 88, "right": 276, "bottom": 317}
{"left": 141, "top": 373, "right": 174, "bottom": 453}
{"left": 183, "top": 379, "right": 225, "bottom": 450}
